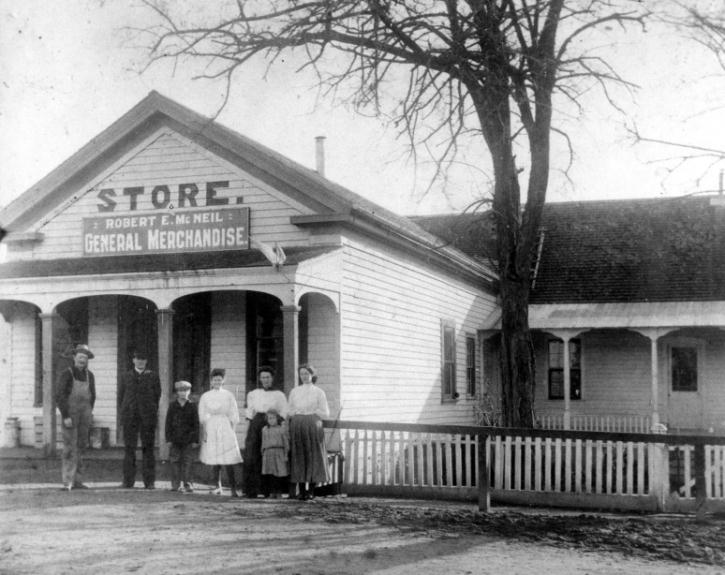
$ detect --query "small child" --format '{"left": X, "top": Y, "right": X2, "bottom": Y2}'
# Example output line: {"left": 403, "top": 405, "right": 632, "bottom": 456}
{"left": 165, "top": 380, "right": 199, "bottom": 493}
{"left": 261, "top": 409, "right": 289, "bottom": 498}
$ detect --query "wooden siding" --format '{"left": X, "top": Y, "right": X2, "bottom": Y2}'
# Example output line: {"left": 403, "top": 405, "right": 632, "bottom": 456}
{"left": 209, "top": 291, "right": 247, "bottom": 445}
{"left": 8, "top": 131, "right": 313, "bottom": 262}
{"left": 9, "top": 309, "right": 38, "bottom": 445}
{"left": 339, "top": 235, "right": 496, "bottom": 424}
{"left": 304, "top": 292, "right": 340, "bottom": 417}
{"left": 0, "top": 316, "right": 10, "bottom": 445}
{"left": 704, "top": 332, "right": 725, "bottom": 433}
{"left": 87, "top": 296, "right": 118, "bottom": 444}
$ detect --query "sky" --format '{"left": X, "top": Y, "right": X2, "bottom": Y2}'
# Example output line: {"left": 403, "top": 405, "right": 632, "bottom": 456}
{"left": 1, "top": 0, "right": 724, "bottom": 222}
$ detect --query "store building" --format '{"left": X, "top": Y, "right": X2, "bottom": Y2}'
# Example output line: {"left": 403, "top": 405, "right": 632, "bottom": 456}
{"left": 0, "top": 92, "right": 497, "bottom": 452}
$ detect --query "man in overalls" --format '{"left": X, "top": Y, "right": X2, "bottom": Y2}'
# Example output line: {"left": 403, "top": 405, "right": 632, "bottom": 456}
{"left": 55, "top": 344, "right": 96, "bottom": 491}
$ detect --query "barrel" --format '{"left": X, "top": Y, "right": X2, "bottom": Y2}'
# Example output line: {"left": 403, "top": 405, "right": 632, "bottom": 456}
{"left": 3, "top": 417, "right": 20, "bottom": 448}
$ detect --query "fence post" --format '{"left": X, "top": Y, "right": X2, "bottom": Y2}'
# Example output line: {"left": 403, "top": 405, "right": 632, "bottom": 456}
{"left": 649, "top": 425, "right": 669, "bottom": 512}
{"left": 477, "top": 432, "right": 490, "bottom": 512}
{"left": 694, "top": 441, "right": 707, "bottom": 523}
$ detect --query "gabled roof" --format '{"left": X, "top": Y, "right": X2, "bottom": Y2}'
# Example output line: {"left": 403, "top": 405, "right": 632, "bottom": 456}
{"left": 416, "top": 196, "right": 725, "bottom": 303}
{"left": 0, "top": 91, "right": 494, "bottom": 284}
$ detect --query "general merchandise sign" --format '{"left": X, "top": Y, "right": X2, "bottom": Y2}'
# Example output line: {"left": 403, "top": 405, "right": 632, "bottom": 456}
{"left": 83, "top": 207, "right": 250, "bottom": 256}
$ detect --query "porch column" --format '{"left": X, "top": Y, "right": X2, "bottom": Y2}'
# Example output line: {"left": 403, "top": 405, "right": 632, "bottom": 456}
{"left": 39, "top": 312, "right": 57, "bottom": 456}
{"left": 649, "top": 336, "right": 660, "bottom": 428}
{"left": 281, "top": 304, "right": 300, "bottom": 396}
{"left": 562, "top": 335, "right": 572, "bottom": 430}
{"left": 633, "top": 328, "right": 668, "bottom": 430}
{"left": 549, "top": 329, "right": 581, "bottom": 431}
{"left": 156, "top": 308, "right": 174, "bottom": 460}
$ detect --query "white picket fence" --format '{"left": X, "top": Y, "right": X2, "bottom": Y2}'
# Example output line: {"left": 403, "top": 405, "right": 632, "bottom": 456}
{"left": 669, "top": 445, "right": 725, "bottom": 499}
{"left": 327, "top": 421, "right": 725, "bottom": 513}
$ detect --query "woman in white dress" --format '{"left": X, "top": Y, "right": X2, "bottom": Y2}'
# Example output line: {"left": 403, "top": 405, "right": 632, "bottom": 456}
{"left": 198, "top": 368, "right": 242, "bottom": 496}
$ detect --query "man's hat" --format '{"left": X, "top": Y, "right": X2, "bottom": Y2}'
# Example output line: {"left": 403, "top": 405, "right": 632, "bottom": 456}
{"left": 174, "top": 380, "right": 192, "bottom": 391}
{"left": 132, "top": 350, "right": 149, "bottom": 359}
{"left": 73, "top": 344, "right": 94, "bottom": 359}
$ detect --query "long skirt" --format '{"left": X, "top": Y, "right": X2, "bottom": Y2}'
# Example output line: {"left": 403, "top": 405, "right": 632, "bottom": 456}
{"left": 200, "top": 415, "right": 242, "bottom": 465}
{"left": 289, "top": 414, "right": 329, "bottom": 484}
{"left": 242, "top": 412, "right": 267, "bottom": 496}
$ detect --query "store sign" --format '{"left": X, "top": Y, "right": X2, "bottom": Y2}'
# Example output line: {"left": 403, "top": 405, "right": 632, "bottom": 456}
{"left": 83, "top": 207, "right": 250, "bottom": 256}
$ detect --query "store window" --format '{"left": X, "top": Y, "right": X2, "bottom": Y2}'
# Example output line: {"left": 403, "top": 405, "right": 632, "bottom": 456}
{"left": 548, "top": 338, "right": 581, "bottom": 400}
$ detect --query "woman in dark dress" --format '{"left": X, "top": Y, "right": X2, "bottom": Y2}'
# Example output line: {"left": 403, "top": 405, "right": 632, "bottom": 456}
{"left": 242, "top": 366, "right": 287, "bottom": 498}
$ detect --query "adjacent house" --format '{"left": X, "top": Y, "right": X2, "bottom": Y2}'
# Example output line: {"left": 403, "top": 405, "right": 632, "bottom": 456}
{"left": 0, "top": 92, "right": 497, "bottom": 451}
{"left": 417, "top": 197, "right": 725, "bottom": 433}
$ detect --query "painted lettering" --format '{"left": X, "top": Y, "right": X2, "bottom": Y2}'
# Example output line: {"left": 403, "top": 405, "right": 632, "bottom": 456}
{"left": 151, "top": 185, "right": 170, "bottom": 209}
{"left": 175, "top": 214, "right": 189, "bottom": 225}
{"left": 95, "top": 181, "right": 235, "bottom": 211}
{"left": 147, "top": 229, "right": 159, "bottom": 249}
{"left": 123, "top": 187, "right": 144, "bottom": 211}
{"left": 178, "top": 183, "right": 199, "bottom": 208}
{"left": 97, "top": 189, "right": 117, "bottom": 212}
{"left": 206, "top": 181, "right": 229, "bottom": 206}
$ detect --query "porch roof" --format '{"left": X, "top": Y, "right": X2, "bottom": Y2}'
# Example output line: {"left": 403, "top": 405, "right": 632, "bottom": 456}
{"left": 481, "top": 301, "right": 725, "bottom": 331}
{"left": 0, "top": 245, "right": 338, "bottom": 279}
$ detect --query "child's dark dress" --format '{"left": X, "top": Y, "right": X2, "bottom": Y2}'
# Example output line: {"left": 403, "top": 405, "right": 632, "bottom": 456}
{"left": 261, "top": 425, "right": 289, "bottom": 477}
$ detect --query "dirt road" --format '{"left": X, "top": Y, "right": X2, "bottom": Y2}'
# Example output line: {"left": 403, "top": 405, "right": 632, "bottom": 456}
{"left": 1, "top": 482, "right": 723, "bottom": 575}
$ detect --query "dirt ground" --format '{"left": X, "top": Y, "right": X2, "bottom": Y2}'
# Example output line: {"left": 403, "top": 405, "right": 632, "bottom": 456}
{"left": 1, "top": 479, "right": 724, "bottom": 575}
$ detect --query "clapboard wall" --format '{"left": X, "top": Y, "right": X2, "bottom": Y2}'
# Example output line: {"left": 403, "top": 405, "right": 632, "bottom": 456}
{"left": 338, "top": 233, "right": 495, "bottom": 425}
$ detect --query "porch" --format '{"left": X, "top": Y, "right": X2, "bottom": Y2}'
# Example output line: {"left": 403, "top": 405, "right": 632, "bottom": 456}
{"left": 481, "top": 301, "right": 725, "bottom": 435}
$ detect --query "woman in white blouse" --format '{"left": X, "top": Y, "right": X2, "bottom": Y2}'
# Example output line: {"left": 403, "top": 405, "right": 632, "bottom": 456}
{"left": 242, "top": 366, "right": 288, "bottom": 498}
{"left": 287, "top": 364, "right": 329, "bottom": 500}
{"left": 198, "top": 368, "right": 243, "bottom": 496}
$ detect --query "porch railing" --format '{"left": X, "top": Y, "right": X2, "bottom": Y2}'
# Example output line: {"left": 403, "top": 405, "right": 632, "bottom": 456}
{"left": 323, "top": 420, "right": 725, "bottom": 516}
{"left": 536, "top": 412, "right": 651, "bottom": 433}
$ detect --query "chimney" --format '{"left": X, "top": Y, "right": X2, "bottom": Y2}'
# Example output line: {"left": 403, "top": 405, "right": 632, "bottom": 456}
{"left": 315, "top": 136, "right": 326, "bottom": 177}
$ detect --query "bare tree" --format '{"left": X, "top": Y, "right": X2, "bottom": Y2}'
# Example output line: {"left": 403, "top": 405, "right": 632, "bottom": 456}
{"left": 138, "top": 0, "right": 653, "bottom": 427}
{"left": 630, "top": 2, "right": 725, "bottom": 187}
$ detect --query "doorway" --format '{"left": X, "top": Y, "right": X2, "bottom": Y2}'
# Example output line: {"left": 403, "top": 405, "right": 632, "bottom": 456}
{"left": 116, "top": 296, "right": 158, "bottom": 444}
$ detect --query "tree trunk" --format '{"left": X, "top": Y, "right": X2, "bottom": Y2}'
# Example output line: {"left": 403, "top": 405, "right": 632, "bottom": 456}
{"left": 498, "top": 272, "right": 535, "bottom": 428}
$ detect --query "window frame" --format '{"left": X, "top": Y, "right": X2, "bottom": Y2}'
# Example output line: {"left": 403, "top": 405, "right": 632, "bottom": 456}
{"left": 441, "top": 320, "right": 457, "bottom": 401}
{"left": 547, "top": 338, "right": 582, "bottom": 401}
{"left": 465, "top": 334, "right": 476, "bottom": 397}
{"left": 667, "top": 337, "right": 704, "bottom": 394}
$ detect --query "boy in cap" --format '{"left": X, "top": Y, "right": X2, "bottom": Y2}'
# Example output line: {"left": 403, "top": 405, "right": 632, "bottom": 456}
{"left": 165, "top": 380, "right": 199, "bottom": 492}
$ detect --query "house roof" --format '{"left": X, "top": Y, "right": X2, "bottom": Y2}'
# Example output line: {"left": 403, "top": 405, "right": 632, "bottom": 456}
{"left": 415, "top": 196, "right": 725, "bottom": 303}
{"left": 0, "top": 91, "right": 494, "bottom": 285}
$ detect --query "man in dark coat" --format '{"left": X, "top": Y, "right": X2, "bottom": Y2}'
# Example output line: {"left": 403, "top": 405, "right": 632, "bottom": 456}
{"left": 118, "top": 350, "right": 161, "bottom": 488}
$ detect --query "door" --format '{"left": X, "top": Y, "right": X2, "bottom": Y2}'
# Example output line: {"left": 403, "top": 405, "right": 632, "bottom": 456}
{"left": 246, "top": 292, "right": 283, "bottom": 394}
{"left": 666, "top": 338, "right": 705, "bottom": 432}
